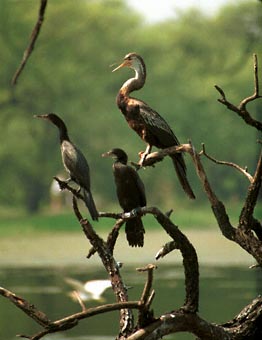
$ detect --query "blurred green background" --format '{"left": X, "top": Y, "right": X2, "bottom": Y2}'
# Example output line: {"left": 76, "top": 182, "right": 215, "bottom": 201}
{"left": 0, "top": 0, "right": 261, "bottom": 218}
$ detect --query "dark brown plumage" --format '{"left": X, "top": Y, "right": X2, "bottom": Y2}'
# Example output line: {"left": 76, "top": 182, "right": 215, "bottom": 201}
{"left": 35, "top": 113, "right": 99, "bottom": 221}
{"left": 113, "top": 52, "right": 195, "bottom": 199}
{"left": 102, "top": 148, "right": 146, "bottom": 247}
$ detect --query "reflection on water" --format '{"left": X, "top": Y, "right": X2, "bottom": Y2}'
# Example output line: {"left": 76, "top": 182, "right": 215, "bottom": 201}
{"left": 0, "top": 264, "right": 261, "bottom": 340}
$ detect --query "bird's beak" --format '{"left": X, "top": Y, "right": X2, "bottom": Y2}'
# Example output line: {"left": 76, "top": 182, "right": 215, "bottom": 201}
{"left": 34, "top": 114, "right": 48, "bottom": 119}
{"left": 112, "top": 59, "right": 131, "bottom": 72}
{"left": 101, "top": 151, "right": 111, "bottom": 158}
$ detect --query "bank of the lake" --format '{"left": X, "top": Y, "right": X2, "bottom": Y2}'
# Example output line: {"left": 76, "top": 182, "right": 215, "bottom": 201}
{"left": 0, "top": 229, "right": 254, "bottom": 268}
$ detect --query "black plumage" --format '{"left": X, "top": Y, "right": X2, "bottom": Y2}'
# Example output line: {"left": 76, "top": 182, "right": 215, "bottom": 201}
{"left": 102, "top": 148, "right": 146, "bottom": 247}
{"left": 113, "top": 52, "right": 195, "bottom": 199}
{"left": 35, "top": 113, "right": 99, "bottom": 221}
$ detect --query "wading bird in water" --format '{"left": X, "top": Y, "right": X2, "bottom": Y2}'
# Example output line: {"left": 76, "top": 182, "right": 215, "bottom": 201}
{"left": 113, "top": 52, "right": 195, "bottom": 199}
{"left": 102, "top": 148, "right": 146, "bottom": 247}
{"left": 35, "top": 113, "right": 99, "bottom": 221}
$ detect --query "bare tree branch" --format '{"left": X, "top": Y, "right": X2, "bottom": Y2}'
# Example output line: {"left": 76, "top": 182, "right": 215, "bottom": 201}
{"left": 72, "top": 197, "right": 135, "bottom": 339}
{"left": 0, "top": 286, "right": 141, "bottom": 340}
{"left": 139, "top": 143, "right": 262, "bottom": 266}
{"left": 136, "top": 264, "right": 157, "bottom": 327}
{"left": 12, "top": 0, "right": 48, "bottom": 86}
{"left": 0, "top": 287, "right": 50, "bottom": 328}
{"left": 239, "top": 54, "right": 261, "bottom": 110}
{"left": 215, "top": 54, "right": 262, "bottom": 131}
{"left": 200, "top": 143, "right": 254, "bottom": 183}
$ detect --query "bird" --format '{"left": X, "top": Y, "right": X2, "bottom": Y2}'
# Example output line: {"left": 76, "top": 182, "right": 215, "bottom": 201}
{"left": 102, "top": 148, "right": 146, "bottom": 247}
{"left": 112, "top": 52, "right": 195, "bottom": 199}
{"left": 65, "top": 277, "right": 111, "bottom": 302}
{"left": 35, "top": 113, "right": 99, "bottom": 221}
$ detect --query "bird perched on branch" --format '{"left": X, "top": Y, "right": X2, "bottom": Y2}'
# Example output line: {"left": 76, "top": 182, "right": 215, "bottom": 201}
{"left": 113, "top": 52, "right": 195, "bottom": 199}
{"left": 102, "top": 148, "right": 146, "bottom": 247}
{"left": 35, "top": 113, "right": 99, "bottom": 221}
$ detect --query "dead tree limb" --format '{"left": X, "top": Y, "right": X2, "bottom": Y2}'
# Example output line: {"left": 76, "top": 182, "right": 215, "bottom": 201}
{"left": 12, "top": 0, "right": 48, "bottom": 86}
{"left": 72, "top": 196, "right": 134, "bottom": 339}
{"left": 200, "top": 143, "right": 254, "bottom": 183}
{"left": 140, "top": 143, "right": 262, "bottom": 266}
{"left": 136, "top": 264, "right": 157, "bottom": 328}
{"left": 0, "top": 285, "right": 141, "bottom": 340}
{"left": 214, "top": 54, "right": 262, "bottom": 131}
{"left": 0, "top": 287, "right": 50, "bottom": 328}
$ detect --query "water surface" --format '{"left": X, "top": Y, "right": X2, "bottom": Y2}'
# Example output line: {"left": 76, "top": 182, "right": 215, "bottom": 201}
{"left": 1, "top": 264, "right": 261, "bottom": 340}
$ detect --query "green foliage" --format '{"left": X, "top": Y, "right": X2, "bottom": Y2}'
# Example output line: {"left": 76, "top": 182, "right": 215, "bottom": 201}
{"left": 0, "top": 0, "right": 261, "bottom": 212}
{"left": 1, "top": 202, "right": 252, "bottom": 235}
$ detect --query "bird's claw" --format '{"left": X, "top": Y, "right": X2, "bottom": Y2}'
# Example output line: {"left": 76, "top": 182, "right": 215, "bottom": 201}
{"left": 138, "top": 150, "right": 148, "bottom": 167}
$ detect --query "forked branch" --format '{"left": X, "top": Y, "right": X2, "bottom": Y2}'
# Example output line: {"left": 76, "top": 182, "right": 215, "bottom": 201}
{"left": 215, "top": 54, "right": 262, "bottom": 131}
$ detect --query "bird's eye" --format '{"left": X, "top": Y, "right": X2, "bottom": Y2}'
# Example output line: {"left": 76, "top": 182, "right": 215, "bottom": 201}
{"left": 125, "top": 54, "right": 132, "bottom": 61}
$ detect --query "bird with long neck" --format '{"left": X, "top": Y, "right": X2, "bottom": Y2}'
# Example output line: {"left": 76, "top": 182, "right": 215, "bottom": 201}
{"left": 35, "top": 113, "right": 99, "bottom": 221}
{"left": 113, "top": 52, "right": 195, "bottom": 199}
{"left": 102, "top": 148, "right": 146, "bottom": 247}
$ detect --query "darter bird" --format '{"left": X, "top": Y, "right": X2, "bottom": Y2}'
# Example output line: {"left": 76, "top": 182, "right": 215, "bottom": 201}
{"left": 35, "top": 113, "right": 99, "bottom": 220}
{"left": 102, "top": 148, "right": 146, "bottom": 247}
{"left": 112, "top": 52, "right": 195, "bottom": 199}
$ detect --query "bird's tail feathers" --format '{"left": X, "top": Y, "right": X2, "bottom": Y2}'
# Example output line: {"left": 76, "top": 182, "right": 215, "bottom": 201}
{"left": 83, "top": 190, "right": 99, "bottom": 221}
{"left": 170, "top": 154, "right": 195, "bottom": 199}
{"left": 125, "top": 217, "right": 145, "bottom": 247}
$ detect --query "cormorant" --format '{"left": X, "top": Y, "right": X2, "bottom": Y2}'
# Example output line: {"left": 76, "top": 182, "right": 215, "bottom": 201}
{"left": 102, "top": 148, "right": 146, "bottom": 247}
{"left": 113, "top": 52, "right": 195, "bottom": 199}
{"left": 35, "top": 113, "right": 99, "bottom": 221}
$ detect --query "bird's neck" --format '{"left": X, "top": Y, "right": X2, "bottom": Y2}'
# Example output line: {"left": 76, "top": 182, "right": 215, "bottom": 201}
{"left": 115, "top": 158, "right": 127, "bottom": 166}
{"left": 120, "top": 65, "right": 146, "bottom": 96}
{"left": 56, "top": 122, "right": 70, "bottom": 144}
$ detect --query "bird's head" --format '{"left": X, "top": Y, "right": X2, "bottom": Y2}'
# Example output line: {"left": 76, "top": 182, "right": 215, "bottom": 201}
{"left": 34, "top": 113, "right": 66, "bottom": 129}
{"left": 34, "top": 113, "right": 58, "bottom": 122}
{"left": 112, "top": 52, "right": 146, "bottom": 77}
{"left": 102, "top": 148, "right": 128, "bottom": 164}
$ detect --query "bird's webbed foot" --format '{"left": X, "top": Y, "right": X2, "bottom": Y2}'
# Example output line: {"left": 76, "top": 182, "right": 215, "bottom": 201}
{"left": 139, "top": 144, "right": 152, "bottom": 166}
{"left": 138, "top": 144, "right": 152, "bottom": 167}
{"left": 131, "top": 145, "right": 153, "bottom": 171}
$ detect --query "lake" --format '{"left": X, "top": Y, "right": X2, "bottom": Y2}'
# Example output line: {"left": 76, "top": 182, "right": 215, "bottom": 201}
{"left": 1, "top": 264, "right": 261, "bottom": 340}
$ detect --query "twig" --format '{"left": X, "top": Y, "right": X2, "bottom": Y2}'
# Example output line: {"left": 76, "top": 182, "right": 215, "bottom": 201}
{"left": 54, "top": 176, "right": 84, "bottom": 201}
{"left": 214, "top": 54, "right": 262, "bottom": 131}
{"left": 12, "top": 0, "right": 48, "bottom": 85}
{"left": 87, "top": 218, "right": 124, "bottom": 258}
{"left": 155, "top": 241, "right": 178, "bottom": 260}
{"left": 239, "top": 54, "right": 261, "bottom": 110}
{"left": 137, "top": 264, "right": 157, "bottom": 327}
{"left": 0, "top": 287, "right": 50, "bottom": 327}
{"left": 0, "top": 284, "right": 142, "bottom": 340}
{"left": 200, "top": 143, "right": 254, "bottom": 183}
{"left": 137, "top": 264, "right": 157, "bottom": 306}
{"left": 73, "top": 291, "right": 86, "bottom": 312}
